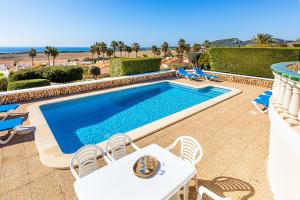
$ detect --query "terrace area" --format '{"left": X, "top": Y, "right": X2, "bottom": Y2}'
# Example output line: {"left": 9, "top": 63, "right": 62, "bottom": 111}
{"left": 0, "top": 78, "right": 273, "bottom": 200}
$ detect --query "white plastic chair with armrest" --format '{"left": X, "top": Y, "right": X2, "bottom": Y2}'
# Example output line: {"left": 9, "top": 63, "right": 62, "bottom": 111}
{"left": 197, "top": 186, "right": 231, "bottom": 200}
{"left": 70, "top": 145, "right": 105, "bottom": 180}
{"left": 105, "top": 133, "right": 140, "bottom": 162}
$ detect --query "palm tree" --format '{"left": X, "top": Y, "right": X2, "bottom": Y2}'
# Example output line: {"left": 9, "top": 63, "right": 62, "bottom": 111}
{"left": 192, "top": 43, "right": 201, "bottom": 52}
{"left": 44, "top": 46, "right": 51, "bottom": 65}
{"left": 110, "top": 41, "right": 118, "bottom": 57}
{"left": 184, "top": 43, "right": 191, "bottom": 54}
{"left": 155, "top": 49, "right": 161, "bottom": 57}
{"left": 132, "top": 42, "right": 140, "bottom": 58}
{"left": 125, "top": 45, "right": 132, "bottom": 57}
{"left": 118, "top": 41, "right": 125, "bottom": 57}
{"left": 203, "top": 40, "right": 210, "bottom": 49}
{"left": 50, "top": 47, "right": 59, "bottom": 66}
{"left": 28, "top": 48, "right": 37, "bottom": 66}
{"left": 106, "top": 48, "right": 114, "bottom": 59}
{"left": 94, "top": 42, "right": 101, "bottom": 62}
{"left": 178, "top": 38, "right": 186, "bottom": 58}
{"left": 151, "top": 45, "right": 159, "bottom": 57}
{"left": 252, "top": 33, "right": 273, "bottom": 47}
{"left": 98, "top": 42, "right": 107, "bottom": 61}
{"left": 161, "top": 42, "right": 169, "bottom": 58}
{"left": 175, "top": 47, "right": 181, "bottom": 57}
{"left": 90, "top": 44, "right": 96, "bottom": 59}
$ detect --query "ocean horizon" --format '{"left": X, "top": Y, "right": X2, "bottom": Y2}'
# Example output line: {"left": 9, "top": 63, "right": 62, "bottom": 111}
{"left": 0, "top": 47, "right": 150, "bottom": 54}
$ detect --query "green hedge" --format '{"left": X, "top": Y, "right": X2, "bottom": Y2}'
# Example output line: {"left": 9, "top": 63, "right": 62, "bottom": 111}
{"left": 8, "top": 68, "right": 44, "bottom": 82}
{"left": 109, "top": 58, "right": 161, "bottom": 77}
{"left": 7, "top": 79, "right": 50, "bottom": 91}
{"left": 42, "top": 66, "right": 83, "bottom": 83}
{"left": 0, "top": 77, "right": 8, "bottom": 91}
{"left": 209, "top": 47, "right": 300, "bottom": 78}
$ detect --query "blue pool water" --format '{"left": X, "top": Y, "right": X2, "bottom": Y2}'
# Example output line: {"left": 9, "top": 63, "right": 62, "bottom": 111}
{"left": 40, "top": 82, "right": 230, "bottom": 153}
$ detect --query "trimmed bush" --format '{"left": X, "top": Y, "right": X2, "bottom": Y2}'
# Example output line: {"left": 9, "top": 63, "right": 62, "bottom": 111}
{"left": 293, "top": 44, "right": 300, "bottom": 47}
{"left": 209, "top": 47, "right": 300, "bottom": 78}
{"left": 0, "top": 77, "right": 8, "bottom": 91}
{"left": 43, "top": 66, "right": 83, "bottom": 83}
{"left": 8, "top": 68, "right": 44, "bottom": 82}
{"left": 186, "top": 52, "right": 200, "bottom": 67}
{"left": 198, "top": 53, "right": 210, "bottom": 70}
{"left": 88, "top": 66, "right": 101, "bottom": 79}
{"left": 109, "top": 58, "right": 161, "bottom": 77}
{"left": 7, "top": 79, "right": 50, "bottom": 91}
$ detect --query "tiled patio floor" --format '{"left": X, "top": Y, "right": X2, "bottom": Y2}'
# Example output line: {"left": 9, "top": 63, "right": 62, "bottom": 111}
{"left": 0, "top": 78, "right": 273, "bottom": 200}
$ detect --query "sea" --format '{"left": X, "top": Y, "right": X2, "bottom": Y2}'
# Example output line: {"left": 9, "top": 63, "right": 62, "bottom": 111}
{"left": 0, "top": 47, "right": 149, "bottom": 54}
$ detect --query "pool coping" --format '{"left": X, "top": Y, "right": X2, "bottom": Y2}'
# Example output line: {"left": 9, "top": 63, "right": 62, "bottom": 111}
{"left": 27, "top": 80, "right": 241, "bottom": 169}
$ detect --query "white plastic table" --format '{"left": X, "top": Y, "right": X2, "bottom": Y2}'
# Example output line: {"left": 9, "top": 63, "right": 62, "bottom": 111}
{"left": 74, "top": 144, "right": 196, "bottom": 200}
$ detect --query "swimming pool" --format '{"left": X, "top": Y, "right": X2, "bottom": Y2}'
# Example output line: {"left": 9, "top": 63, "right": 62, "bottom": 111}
{"left": 40, "top": 82, "right": 231, "bottom": 154}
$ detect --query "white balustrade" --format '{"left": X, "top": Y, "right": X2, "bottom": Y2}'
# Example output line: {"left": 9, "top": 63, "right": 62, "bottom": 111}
{"left": 285, "top": 83, "right": 300, "bottom": 126}
{"left": 274, "top": 77, "right": 287, "bottom": 112}
{"left": 272, "top": 74, "right": 280, "bottom": 102}
{"left": 281, "top": 81, "right": 293, "bottom": 115}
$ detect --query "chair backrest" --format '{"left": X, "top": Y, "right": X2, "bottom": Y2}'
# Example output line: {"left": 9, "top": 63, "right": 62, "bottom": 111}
{"left": 177, "top": 67, "right": 187, "bottom": 75}
{"left": 197, "top": 186, "right": 231, "bottom": 200}
{"left": 70, "top": 145, "right": 104, "bottom": 180}
{"left": 106, "top": 134, "right": 134, "bottom": 160}
{"left": 194, "top": 67, "right": 205, "bottom": 75}
{"left": 176, "top": 136, "right": 203, "bottom": 166}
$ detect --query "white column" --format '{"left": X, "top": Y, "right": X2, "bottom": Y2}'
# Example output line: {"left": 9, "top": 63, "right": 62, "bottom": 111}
{"left": 286, "top": 83, "right": 300, "bottom": 126}
{"left": 272, "top": 74, "right": 281, "bottom": 102}
{"left": 282, "top": 81, "right": 293, "bottom": 111}
{"left": 275, "top": 77, "right": 287, "bottom": 112}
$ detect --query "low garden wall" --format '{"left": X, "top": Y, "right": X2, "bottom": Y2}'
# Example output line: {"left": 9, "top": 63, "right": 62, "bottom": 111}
{"left": 0, "top": 70, "right": 175, "bottom": 104}
{"left": 0, "top": 69, "right": 274, "bottom": 104}
{"left": 204, "top": 70, "right": 274, "bottom": 88}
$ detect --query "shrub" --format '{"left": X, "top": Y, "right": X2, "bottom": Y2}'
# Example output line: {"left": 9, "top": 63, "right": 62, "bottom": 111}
{"left": 0, "top": 73, "right": 3, "bottom": 78}
{"left": 0, "top": 77, "right": 8, "bottom": 91}
{"left": 88, "top": 66, "right": 101, "bottom": 79}
{"left": 186, "top": 52, "right": 200, "bottom": 67}
{"left": 109, "top": 58, "right": 161, "bottom": 77}
{"left": 8, "top": 68, "right": 44, "bottom": 82}
{"left": 209, "top": 47, "right": 300, "bottom": 78}
{"left": 7, "top": 79, "right": 50, "bottom": 90}
{"left": 198, "top": 53, "right": 211, "bottom": 70}
{"left": 43, "top": 66, "right": 83, "bottom": 83}
{"left": 293, "top": 44, "right": 300, "bottom": 47}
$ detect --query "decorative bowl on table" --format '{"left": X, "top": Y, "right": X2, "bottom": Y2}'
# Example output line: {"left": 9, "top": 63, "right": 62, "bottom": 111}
{"left": 133, "top": 155, "right": 160, "bottom": 179}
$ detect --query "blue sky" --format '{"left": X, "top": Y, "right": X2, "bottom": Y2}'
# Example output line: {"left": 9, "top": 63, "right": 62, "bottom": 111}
{"left": 0, "top": 0, "right": 299, "bottom": 47}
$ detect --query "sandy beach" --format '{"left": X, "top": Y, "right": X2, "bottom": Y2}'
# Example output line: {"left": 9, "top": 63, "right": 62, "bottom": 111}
{"left": 0, "top": 50, "right": 156, "bottom": 67}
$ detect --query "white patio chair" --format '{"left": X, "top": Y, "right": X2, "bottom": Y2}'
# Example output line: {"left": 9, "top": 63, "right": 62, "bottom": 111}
{"left": 105, "top": 133, "right": 140, "bottom": 162}
{"left": 70, "top": 145, "right": 105, "bottom": 180}
{"left": 167, "top": 136, "right": 203, "bottom": 189}
{"left": 197, "top": 186, "right": 231, "bottom": 200}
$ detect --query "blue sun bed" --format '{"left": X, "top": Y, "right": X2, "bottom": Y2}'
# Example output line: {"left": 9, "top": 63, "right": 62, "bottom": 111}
{"left": 194, "top": 68, "right": 218, "bottom": 80}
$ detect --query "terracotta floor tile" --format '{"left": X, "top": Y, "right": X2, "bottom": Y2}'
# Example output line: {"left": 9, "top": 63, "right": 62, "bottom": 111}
{"left": 0, "top": 79, "right": 273, "bottom": 199}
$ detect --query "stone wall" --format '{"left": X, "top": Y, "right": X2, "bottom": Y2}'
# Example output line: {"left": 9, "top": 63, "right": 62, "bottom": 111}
{"left": 0, "top": 71, "right": 175, "bottom": 104}
{"left": 205, "top": 71, "right": 273, "bottom": 88}
{"left": 0, "top": 70, "right": 274, "bottom": 104}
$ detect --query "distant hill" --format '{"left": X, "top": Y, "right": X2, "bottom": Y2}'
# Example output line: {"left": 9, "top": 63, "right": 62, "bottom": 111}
{"left": 210, "top": 38, "right": 295, "bottom": 47}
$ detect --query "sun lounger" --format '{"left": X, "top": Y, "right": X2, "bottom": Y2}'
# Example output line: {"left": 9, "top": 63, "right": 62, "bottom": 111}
{"left": 263, "top": 90, "right": 272, "bottom": 96}
{"left": 176, "top": 67, "right": 197, "bottom": 80}
{"left": 0, "top": 104, "right": 29, "bottom": 121}
{"left": 252, "top": 94, "right": 270, "bottom": 113}
{"left": 194, "top": 67, "right": 218, "bottom": 80}
{"left": 0, "top": 117, "right": 34, "bottom": 145}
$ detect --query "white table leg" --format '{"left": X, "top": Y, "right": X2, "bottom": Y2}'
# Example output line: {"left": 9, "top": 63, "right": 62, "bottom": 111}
{"left": 184, "top": 183, "right": 189, "bottom": 200}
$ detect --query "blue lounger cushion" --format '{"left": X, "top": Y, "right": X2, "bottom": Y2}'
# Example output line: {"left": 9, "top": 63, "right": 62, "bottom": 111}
{"left": 263, "top": 90, "right": 272, "bottom": 96}
{"left": 177, "top": 68, "right": 197, "bottom": 78}
{"left": 0, "top": 117, "right": 24, "bottom": 132}
{"left": 253, "top": 94, "right": 270, "bottom": 107}
{"left": 0, "top": 104, "right": 19, "bottom": 113}
{"left": 194, "top": 68, "right": 217, "bottom": 79}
